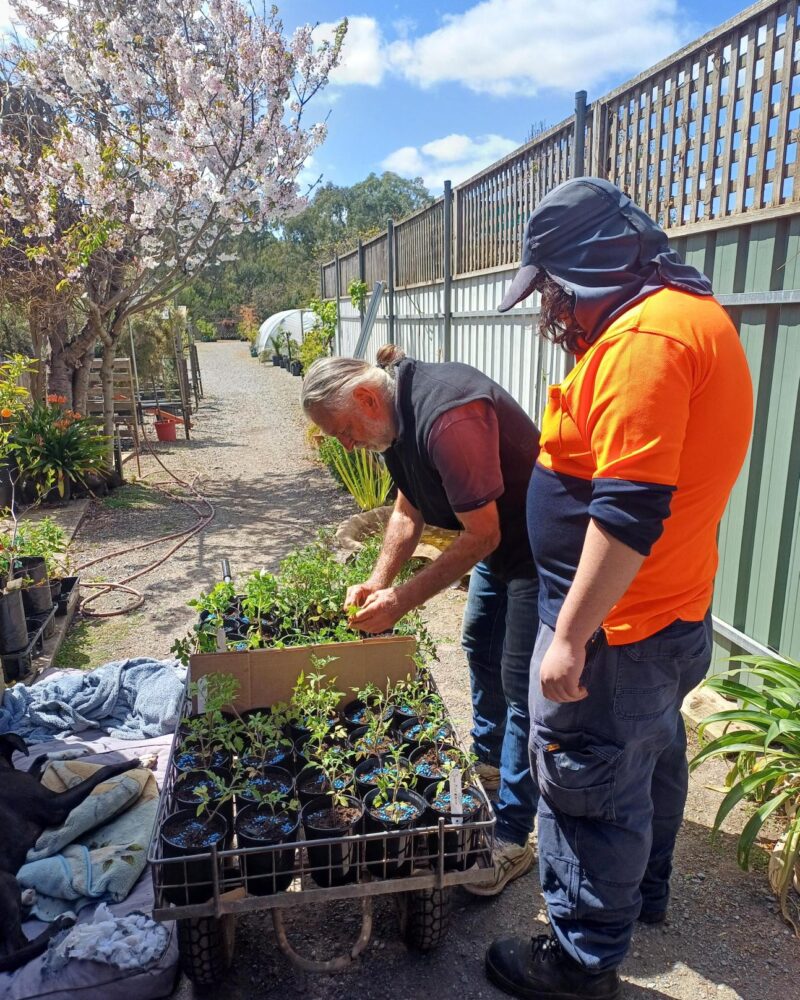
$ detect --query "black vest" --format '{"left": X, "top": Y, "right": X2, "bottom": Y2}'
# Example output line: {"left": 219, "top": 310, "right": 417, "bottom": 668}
{"left": 382, "top": 359, "right": 538, "bottom": 582}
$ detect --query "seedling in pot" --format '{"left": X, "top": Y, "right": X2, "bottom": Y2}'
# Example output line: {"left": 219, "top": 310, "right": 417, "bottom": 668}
{"left": 172, "top": 581, "right": 237, "bottom": 663}
{"left": 308, "top": 744, "right": 356, "bottom": 818}
{"left": 176, "top": 675, "right": 241, "bottom": 765}
{"left": 401, "top": 698, "right": 451, "bottom": 747}
{"left": 242, "top": 704, "right": 293, "bottom": 768}
{"left": 391, "top": 674, "right": 444, "bottom": 725}
{"left": 430, "top": 748, "right": 479, "bottom": 806}
{"left": 175, "top": 765, "right": 242, "bottom": 849}
{"left": 370, "top": 748, "right": 416, "bottom": 823}
{"left": 288, "top": 658, "right": 343, "bottom": 729}
{"left": 241, "top": 569, "right": 279, "bottom": 645}
{"left": 344, "top": 680, "right": 391, "bottom": 728}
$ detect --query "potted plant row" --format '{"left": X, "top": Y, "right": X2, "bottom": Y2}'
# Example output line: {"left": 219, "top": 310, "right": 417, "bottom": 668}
{"left": 159, "top": 666, "right": 488, "bottom": 905}
{"left": 0, "top": 516, "right": 77, "bottom": 676}
{"left": 170, "top": 532, "right": 437, "bottom": 664}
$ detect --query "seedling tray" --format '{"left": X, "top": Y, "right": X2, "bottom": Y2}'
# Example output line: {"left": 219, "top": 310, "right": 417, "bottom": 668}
{"left": 148, "top": 653, "right": 497, "bottom": 981}
{"left": 1, "top": 606, "right": 56, "bottom": 682}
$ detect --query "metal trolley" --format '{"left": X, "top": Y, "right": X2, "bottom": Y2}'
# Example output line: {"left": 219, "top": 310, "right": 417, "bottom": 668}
{"left": 147, "top": 688, "right": 497, "bottom": 985}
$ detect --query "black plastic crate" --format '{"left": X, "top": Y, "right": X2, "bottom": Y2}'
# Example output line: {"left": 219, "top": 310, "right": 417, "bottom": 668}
{"left": 1, "top": 606, "right": 56, "bottom": 682}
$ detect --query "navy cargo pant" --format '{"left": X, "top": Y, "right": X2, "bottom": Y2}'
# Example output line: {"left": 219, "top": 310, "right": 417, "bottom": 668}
{"left": 529, "top": 614, "right": 712, "bottom": 971}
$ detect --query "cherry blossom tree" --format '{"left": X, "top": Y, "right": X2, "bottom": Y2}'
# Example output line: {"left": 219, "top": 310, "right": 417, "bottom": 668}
{"left": 0, "top": 0, "right": 344, "bottom": 451}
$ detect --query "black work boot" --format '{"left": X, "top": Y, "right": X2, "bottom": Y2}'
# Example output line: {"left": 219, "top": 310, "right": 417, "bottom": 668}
{"left": 485, "top": 933, "right": 622, "bottom": 1000}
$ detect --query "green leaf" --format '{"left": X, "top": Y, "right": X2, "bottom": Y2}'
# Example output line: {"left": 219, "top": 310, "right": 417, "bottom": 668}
{"left": 736, "top": 788, "right": 795, "bottom": 869}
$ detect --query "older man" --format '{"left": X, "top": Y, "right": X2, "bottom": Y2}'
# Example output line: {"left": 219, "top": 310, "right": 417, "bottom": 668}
{"left": 483, "top": 177, "right": 753, "bottom": 1000}
{"left": 301, "top": 346, "right": 540, "bottom": 894}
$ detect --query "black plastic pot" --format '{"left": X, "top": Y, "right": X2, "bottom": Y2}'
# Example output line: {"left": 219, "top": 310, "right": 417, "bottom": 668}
{"left": 42, "top": 477, "right": 72, "bottom": 504}
{"left": 399, "top": 717, "right": 453, "bottom": 750}
{"left": 0, "top": 588, "right": 29, "bottom": 654}
{"left": 235, "top": 765, "right": 294, "bottom": 811}
{"left": 49, "top": 578, "right": 62, "bottom": 603}
{"left": 342, "top": 699, "right": 394, "bottom": 733}
{"left": 392, "top": 695, "right": 439, "bottom": 729}
{"left": 159, "top": 808, "right": 228, "bottom": 905}
{"left": 348, "top": 725, "right": 402, "bottom": 761}
{"left": 301, "top": 794, "right": 364, "bottom": 888}
{"left": 271, "top": 354, "right": 282, "bottom": 366}
{"left": 290, "top": 360, "right": 302, "bottom": 376}
{"left": 241, "top": 742, "right": 294, "bottom": 773}
{"left": 423, "top": 783, "right": 488, "bottom": 871}
{"left": 236, "top": 804, "right": 300, "bottom": 895}
{"left": 174, "top": 769, "right": 234, "bottom": 845}
{"left": 54, "top": 576, "right": 79, "bottom": 616}
{"left": 174, "top": 746, "right": 232, "bottom": 775}
{"left": 409, "top": 743, "right": 461, "bottom": 795}
{"left": 296, "top": 763, "right": 354, "bottom": 807}
{"left": 14, "top": 556, "right": 53, "bottom": 615}
{"left": 354, "top": 754, "right": 411, "bottom": 799}
{"left": 363, "top": 786, "right": 428, "bottom": 879}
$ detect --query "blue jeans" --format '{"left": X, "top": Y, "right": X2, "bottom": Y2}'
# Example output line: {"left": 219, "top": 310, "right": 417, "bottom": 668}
{"left": 529, "top": 615, "right": 712, "bottom": 971}
{"left": 462, "top": 561, "right": 540, "bottom": 845}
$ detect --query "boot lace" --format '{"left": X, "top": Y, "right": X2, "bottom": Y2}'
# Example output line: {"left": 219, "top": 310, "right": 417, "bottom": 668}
{"left": 530, "top": 934, "right": 565, "bottom": 964}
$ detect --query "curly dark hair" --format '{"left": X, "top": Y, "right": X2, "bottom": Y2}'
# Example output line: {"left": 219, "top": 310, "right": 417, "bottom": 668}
{"left": 536, "top": 274, "right": 587, "bottom": 355}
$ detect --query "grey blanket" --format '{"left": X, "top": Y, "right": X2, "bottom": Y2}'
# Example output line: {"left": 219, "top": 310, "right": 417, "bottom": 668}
{"left": 0, "top": 659, "right": 186, "bottom": 741}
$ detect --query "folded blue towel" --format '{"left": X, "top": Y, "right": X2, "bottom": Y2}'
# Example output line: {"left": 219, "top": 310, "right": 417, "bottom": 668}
{"left": 0, "top": 658, "right": 186, "bottom": 741}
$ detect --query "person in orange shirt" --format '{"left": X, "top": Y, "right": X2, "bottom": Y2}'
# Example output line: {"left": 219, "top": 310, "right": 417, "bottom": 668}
{"left": 484, "top": 178, "right": 753, "bottom": 1000}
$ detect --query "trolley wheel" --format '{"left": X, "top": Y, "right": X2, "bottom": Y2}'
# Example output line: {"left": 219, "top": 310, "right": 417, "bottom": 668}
{"left": 176, "top": 914, "right": 236, "bottom": 987}
{"left": 396, "top": 883, "right": 452, "bottom": 952}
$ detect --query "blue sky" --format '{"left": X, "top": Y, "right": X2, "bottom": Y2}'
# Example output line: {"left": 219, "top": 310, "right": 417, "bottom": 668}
{"left": 289, "top": 0, "right": 755, "bottom": 193}
{"left": 0, "top": 0, "right": 758, "bottom": 194}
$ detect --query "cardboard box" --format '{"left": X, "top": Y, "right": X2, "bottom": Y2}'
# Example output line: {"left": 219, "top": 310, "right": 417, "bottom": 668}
{"left": 189, "top": 635, "right": 417, "bottom": 712}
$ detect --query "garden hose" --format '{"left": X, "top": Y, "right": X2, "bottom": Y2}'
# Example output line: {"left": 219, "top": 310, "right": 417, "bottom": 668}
{"left": 74, "top": 421, "right": 215, "bottom": 618}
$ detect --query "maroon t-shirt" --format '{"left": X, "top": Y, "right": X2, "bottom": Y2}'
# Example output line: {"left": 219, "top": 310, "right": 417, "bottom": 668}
{"left": 427, "top": 400, "right": 504, "bottom": 514}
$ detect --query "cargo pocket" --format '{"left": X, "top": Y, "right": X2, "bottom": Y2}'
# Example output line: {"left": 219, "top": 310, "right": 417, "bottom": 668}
{"left": 532, "top": 730, "right": 622, "bottom": 822}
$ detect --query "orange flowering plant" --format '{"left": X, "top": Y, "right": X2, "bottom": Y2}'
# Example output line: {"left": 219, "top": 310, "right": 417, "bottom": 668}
{"left": 9, "top": 399, "right": 109, "bottom": 498}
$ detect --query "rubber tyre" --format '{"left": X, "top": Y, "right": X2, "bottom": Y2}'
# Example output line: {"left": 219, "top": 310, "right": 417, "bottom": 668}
{"left": 399, "top": 884, "right": 451, "bottom": 952}
{"left": 177, "top": 914, "right": 236, "bottom": 987}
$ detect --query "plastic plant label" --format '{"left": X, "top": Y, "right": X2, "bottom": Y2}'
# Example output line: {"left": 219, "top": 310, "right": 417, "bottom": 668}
{"left": 449, "top": 768, "right": 464, "bottom": 826}
{"left": 195, "top": 675, "right": 208, "bottom": 713}
{"left": 215, "top": 626, "right": 227, "bottom": 653}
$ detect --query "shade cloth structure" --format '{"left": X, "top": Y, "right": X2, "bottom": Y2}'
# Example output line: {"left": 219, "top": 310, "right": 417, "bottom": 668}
{"left": 255, "top": 309, "right": 317, "bottom": 356}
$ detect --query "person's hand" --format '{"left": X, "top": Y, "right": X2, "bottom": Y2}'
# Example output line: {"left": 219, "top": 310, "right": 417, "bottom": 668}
{"left": 348, "top": 587, "right": 406, "bottom": 634}
{"left": 344, "top": 581, "right": 378, "bottom": 610}
{"left": 539, "top": 633, "right": 590, "bottom": 703}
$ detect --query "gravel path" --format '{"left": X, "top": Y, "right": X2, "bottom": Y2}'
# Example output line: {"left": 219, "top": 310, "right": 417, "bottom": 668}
{"left": 65, "top": 342, "right": 798, "bottom": 999}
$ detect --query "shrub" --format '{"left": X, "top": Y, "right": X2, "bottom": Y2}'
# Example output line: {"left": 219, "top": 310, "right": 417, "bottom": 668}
{"left": 318, "top": 436, "right": 393, "bottom": 511}
{"left": 10, "top": 397, "right": 109, "bottom": 497}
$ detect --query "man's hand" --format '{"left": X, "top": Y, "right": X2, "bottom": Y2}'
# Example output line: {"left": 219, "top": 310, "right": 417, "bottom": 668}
{"left": 344, "top": 581, "right": 378, "bottom": 610}
{"left": 348, "top": 587, "right": 407, "bottom": 634}
{"left": 539, "top": 633, "right": 589, "bottom": 703}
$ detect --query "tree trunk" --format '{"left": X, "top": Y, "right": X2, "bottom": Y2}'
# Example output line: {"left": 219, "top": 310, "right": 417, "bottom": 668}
{"left": 72, "top": 345, "right": 94, "bottom": 416}
{"left": 44, "top": 313, "right": 97, "bottom": 411}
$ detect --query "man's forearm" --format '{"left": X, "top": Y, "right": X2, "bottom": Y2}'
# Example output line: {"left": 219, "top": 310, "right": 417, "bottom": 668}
{"left": 555, "top": 519, "right": 645, "bottom": 645}
{"left": 395, "top": 530, "right": 497, "bottom": 611}
{"left": 368, "top": 505, "right": 424, "bottom": 588}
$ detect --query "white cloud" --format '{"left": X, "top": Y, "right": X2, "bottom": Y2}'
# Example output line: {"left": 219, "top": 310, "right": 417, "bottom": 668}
{"left": 314, "top": 3, "right": 690, "bottom": 97}
{"left": 382, "top": 133, "right": 519, "bottom": 192}
{"left": 316, "top": 16, "right": 386, "bottom": 87}
{"left": 389, "top": 0, "right": 689, "bottom": 97}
